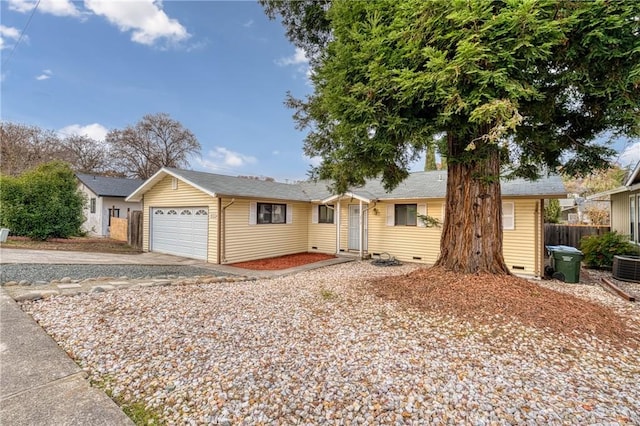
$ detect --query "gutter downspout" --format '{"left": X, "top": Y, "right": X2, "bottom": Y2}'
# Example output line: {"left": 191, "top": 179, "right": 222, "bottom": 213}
{"left": 336, "top": 201, "right": 341, "bottom": 255}
{"left": 536, "top": 199, "right": 542, "bottom": 277}
{"left": 359, "top": 200, "right": 363, "bottom": 259}
{"left": 216, "top": 198, "right": 222, "bottom": 264}
{"left": 221, "top": 199, "right": 235, "bottom": 263}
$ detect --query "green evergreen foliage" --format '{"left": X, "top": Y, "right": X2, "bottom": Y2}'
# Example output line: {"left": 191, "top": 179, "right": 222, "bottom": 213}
{"left": 263, "top": 0, "right": 639, "bottom": 193}
{"left": 424, "top": 147, "right": 437, "bottom": 171}
{"left": 544, "top": 199, "right": 561, "bottom": 224}
{"left": 580, "top": 231, "right": 637, "bottom": 269}
{"left": 0, "top": 161, "right": 85, "bottom": 240}
{"left": 417, "top": 213, "right": 442, "bottom": 228}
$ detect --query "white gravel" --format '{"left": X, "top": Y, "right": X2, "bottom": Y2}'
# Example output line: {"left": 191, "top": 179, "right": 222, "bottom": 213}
{"left": 21, "top": 262, "right": 640, "bottom": 425}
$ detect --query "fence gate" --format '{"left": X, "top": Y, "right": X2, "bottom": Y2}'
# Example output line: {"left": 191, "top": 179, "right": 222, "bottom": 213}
{"left": 128, "top": 210, "right": 143, "bottom": 250}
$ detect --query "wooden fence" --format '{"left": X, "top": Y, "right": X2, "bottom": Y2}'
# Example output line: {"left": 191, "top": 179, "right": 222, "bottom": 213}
{"left": 128, "top": 210, "right": 143, "bottom": 250}
{"left": 109, "top": 217, "right": 128, "bottom": 242}
{"left": 544, "top": 224, "right": 610, "bottom": 248}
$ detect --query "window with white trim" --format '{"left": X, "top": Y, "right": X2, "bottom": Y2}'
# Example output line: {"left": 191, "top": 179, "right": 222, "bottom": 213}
{"left": 395, "top": 204, "right": 417, "bottom": 226}
{"left": 502, "top": 202, "right": 515, "bottom": 230}
{"left": 258, "top": 203, "right": 286, "bottom": 224}
{"left": 90, "top": 198, "right": 96, "bottom": 214}
{"left": 319, "top": 205, "right": 334, "bottom": 223}
{"left": 629, "top": 194, "right": 640, "bottom": 244}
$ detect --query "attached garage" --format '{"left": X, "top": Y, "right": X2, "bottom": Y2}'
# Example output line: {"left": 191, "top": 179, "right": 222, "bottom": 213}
{"left": 150, "top": 207, "right": 208, "bottom": 260}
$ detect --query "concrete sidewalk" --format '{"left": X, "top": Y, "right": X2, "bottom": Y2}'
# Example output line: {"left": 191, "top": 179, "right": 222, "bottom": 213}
{"left": 0, "top": 288, "right": 133, "bottom": 425}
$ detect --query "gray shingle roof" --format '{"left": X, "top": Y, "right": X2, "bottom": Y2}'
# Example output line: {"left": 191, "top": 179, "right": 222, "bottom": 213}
{"left": 76, "top": 173, "right": 146, "bottom": 198}
{"left": 160, "top": 168, "right": 565, "bottom": 202}
{"left": 164, "top": 168, "right": 313, "bottom": 201}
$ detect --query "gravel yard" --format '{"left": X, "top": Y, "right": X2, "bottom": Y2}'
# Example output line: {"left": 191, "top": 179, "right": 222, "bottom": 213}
{"left": 20, "top": 262, "right": 640, "bottom": 425}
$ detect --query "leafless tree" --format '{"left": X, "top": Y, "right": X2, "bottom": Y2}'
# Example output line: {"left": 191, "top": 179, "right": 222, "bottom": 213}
{"left": 62, "top": 134, "right": 109, "bottom": 174}
{"left": 106, "top": 113, "right": 201, "bottom": 179}
{"left": 0, "top": 122, "right": 71, "bottom": 176}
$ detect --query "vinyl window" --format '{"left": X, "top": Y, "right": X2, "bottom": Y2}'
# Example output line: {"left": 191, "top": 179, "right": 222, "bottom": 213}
{"left": 395, "top": 204, "right": 417, "bottom": 226}
{"left": 318, "top": 205, "right": 334, "bottom": 224}
{"left": 257, "top": 203, "right": 286, "bottom": 224}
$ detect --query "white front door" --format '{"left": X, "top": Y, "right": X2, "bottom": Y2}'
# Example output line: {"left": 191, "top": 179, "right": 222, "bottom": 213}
{"left": 348, "top": 204, "right": 367, "bottom": 251}
{"left": 151, "top": 207, "right": 208, "bottom": 260}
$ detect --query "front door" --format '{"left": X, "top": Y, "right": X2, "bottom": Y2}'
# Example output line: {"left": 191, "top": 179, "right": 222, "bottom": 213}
{"left": 348, "top": 204, "right": 368, "bottom": 251}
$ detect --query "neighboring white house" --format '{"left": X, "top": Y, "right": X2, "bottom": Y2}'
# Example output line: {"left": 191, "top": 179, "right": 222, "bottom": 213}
{"left": 76, "top": 173, "right": 145, "bottom": 237}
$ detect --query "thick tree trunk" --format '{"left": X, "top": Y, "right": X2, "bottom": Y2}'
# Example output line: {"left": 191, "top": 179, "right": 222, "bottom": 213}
{"left": 434, "top": 134, "right": 510, "bottom": 274}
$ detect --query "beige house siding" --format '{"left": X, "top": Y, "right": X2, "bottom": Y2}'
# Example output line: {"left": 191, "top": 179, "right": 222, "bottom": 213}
{"left": 142, "top": 175, "right": 218, "bottom": 263}
{"left": 222, "top": 198, "right": 309, "bottom": 263}
{"left": 502, "top": 199, "right": 539, "bottom": 276}
{"left": 330, "top": 198, "right": 541, "bottom": 277}
{"left": 367, "top": 200, "right": 443, "bottom": 263}
{"left": 308, "top": 203, "right": 337, "bottom": 254}
{"left": 610, "top": 191, "right": 631, "bottom": 235}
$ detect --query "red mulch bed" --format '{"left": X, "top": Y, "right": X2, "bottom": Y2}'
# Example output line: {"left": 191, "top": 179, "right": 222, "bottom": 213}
{"left": 229, "top": 252, "right": 336, "bottom": 270}
{"left": 369, "top": 267, "right": 638, "bottom": 347}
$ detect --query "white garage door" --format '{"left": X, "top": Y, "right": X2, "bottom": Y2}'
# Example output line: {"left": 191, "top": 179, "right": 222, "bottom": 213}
{"left": 151, "top": 207, "right": 208, "bottom": 260}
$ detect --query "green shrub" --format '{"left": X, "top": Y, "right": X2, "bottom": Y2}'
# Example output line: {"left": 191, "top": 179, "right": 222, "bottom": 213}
{"left": 580, "top": 231, "right": 637, "bottom": 269}
{"left": 0, "top": 161, "right": 85, "bottom": 240}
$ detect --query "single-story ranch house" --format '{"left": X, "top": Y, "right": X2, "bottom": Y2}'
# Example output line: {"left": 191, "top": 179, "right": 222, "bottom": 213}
{"left": 126, "top": 167, "right": 566, "bottom": 278}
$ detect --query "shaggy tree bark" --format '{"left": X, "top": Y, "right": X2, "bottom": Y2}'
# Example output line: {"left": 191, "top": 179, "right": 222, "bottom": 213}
{"left": 435, "top": 135, "right": 509, "bottom": 274}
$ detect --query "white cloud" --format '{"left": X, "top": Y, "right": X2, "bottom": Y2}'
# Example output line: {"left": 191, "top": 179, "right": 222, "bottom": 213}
{"left": 8, "top": 0, "right": 80, "bottom": 17}
{"left": 84, "top": 0, "right": 190, "bottom": 46}
{"left": 272, "top": 150, "right": 280, "bottom": 155}
{"left": 277, "top": 47, "right": 312, "bottom": 82}
{"left": 303, "top": 154, "right": 322, "bottom": 168}
{"left": 277, "top": 47, "right": 309, "bottom": 67}
{"left": 198, "top": 147, "right": 257, "bottom": 171}
{"left": 619, "top": 142, "right": 640, "bottom": 168}
{"left": 58, "top": 123, "right": 109, "bottom": 141}
{"left": 243, "top": 19, "right": 254, "bottom": 28}
{"left": 0, "top": 25, "right": 22, "bottom": 50}
{"left": 35, "top": 69, "right": 52, "bottom": 80}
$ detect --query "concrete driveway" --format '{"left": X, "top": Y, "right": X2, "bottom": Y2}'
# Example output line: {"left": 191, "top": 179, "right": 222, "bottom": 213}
{"left": 0, "top": 247, "right": 207, "bottom": 265}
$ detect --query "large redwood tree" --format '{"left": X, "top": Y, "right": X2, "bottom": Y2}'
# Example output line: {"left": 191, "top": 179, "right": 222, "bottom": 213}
{"left": 262, "top": 0, "right": 640, "bottom": 274}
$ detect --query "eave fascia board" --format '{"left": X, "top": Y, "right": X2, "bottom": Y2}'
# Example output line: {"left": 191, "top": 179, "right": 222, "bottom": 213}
{"left": 321, "top": 192, "right": 373, "bottom": 204}
{"left": 586, "top": 186, "right": 628, "bottom": 200}
{"left": 125, "top": 168, "right": 218, "bottom": 202}
{"left": 624, "top": 161, "right": 640, "bottom": 187}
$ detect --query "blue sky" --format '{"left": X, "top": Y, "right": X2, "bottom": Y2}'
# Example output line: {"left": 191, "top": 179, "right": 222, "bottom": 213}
{"left": 0, "top": 0, "right": 331, "bottom": 181}
{"left": 1, "top": 0, "right": 638, "bottom": 182}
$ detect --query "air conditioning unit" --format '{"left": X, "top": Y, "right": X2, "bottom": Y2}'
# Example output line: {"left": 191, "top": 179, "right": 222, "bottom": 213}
{"left": 612, "top": 255, "right": 640, "bottom": 282}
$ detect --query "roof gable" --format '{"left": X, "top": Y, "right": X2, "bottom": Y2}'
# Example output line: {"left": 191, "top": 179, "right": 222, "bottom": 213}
{"left": 76, "top": 173, "right": 146, "bottom": 198}
{"left": 625, "top": 161, "right": 640, "bottom": 186}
